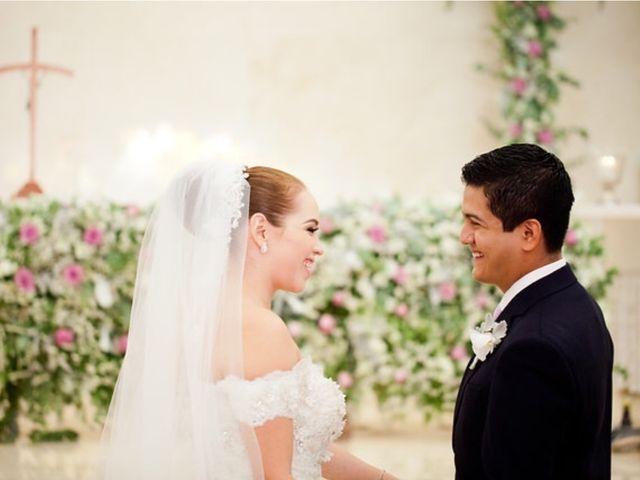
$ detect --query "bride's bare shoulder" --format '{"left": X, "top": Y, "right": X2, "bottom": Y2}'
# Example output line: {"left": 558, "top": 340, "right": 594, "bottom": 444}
{"left": 243, "top": 307, "right": 301, "bottom": 381}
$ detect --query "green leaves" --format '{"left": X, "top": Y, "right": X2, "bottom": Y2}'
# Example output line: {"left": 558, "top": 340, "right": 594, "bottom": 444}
{"left": 105, "top": 251, "right": 128, "bottom": 273}
{"left": 29, "top": 428, "right": 78, "bottom": 443}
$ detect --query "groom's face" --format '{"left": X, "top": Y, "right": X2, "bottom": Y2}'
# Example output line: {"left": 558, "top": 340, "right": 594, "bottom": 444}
{"left": 460, "top": 186, "right": 520, "bottom": 293}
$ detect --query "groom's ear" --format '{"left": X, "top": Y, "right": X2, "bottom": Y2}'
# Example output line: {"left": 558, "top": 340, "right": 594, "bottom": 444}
{"left": 518, "top": 219, "right": 543, "bottom": 252}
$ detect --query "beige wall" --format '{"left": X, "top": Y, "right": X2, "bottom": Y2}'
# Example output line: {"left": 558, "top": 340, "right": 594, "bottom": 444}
{"left": 0, "top": 2, "right": 638, "bottom": 207}
{"left": 555, "top": 2, "right": 640, "bottom": 205}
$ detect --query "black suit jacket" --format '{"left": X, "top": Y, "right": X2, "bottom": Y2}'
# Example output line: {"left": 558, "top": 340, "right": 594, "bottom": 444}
{"left": 452, "top": 265, "right": 613, "bottom": 480}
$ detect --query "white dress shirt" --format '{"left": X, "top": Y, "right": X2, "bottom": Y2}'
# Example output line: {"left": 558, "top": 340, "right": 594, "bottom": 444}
{"left": 496, "top": 258, "right": 567, "bottom": 315}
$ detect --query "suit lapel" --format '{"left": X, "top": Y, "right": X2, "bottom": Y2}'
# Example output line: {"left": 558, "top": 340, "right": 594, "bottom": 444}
{"left": 453, "top": 355, "right": 484, "bottom": 425}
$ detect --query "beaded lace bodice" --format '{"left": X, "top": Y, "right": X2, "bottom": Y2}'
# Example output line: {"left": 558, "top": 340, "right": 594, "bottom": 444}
{"left": 217, "top": 357, "right": 346, "bottom": 480}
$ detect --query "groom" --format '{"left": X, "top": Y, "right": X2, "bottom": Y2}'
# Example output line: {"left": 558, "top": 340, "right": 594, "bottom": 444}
{"left": 452, "top": 144, "right": 613, "bottom": 479}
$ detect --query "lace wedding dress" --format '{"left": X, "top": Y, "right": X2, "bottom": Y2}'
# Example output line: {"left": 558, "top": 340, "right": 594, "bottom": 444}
{"left": 217, "top": 357, "right": 346, "bottom": 480}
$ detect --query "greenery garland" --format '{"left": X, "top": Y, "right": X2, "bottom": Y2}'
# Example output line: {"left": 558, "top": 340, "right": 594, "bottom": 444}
{"left": 479, "top": 1, "right": 588, "bottom": 149}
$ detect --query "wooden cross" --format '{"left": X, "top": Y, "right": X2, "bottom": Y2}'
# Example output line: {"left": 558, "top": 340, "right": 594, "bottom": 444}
{"left": 0, "top": 27, "right": 73, "bottom": 197}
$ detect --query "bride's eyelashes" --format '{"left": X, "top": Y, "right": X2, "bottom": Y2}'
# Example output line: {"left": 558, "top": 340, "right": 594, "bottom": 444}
{"left": 307, "top": 226, "right": 319, "bottom": 235}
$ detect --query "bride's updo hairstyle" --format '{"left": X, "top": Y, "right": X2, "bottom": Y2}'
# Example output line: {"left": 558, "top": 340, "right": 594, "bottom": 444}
{"left": 246, "top": 166, "right": 306, "bottom": 227}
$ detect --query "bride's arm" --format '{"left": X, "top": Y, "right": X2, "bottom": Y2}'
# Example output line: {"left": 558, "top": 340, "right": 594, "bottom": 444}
{"left": 322, "top": 444, "right": 400, "bottom": 480}
{"left": 244, "top": 308, "right": 302, "bottom": 480}
{"left": 254, "top": 418, "right": 295, "bottom": 480}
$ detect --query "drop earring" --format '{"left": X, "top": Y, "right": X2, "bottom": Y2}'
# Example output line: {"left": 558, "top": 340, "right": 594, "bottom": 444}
{"left": 260, "top": 242, "right": 268, "bottom": 254}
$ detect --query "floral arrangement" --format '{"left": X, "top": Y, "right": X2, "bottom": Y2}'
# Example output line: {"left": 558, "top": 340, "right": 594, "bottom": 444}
{"left": 0, "top": 195, "right": 614, "bottom": 439}
{"left": 479, "top": 1, "right": 588, "bottom": 149}
{"left": 276, "top": 197, "right": 615, "bottom": 420}
{"left": 0, "top": 197, "right": 147, "bottom": 441}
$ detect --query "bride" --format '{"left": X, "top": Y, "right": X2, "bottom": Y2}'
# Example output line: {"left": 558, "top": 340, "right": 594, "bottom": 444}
{"left": 100, "top": 161, "right": 398, "bottom": 480}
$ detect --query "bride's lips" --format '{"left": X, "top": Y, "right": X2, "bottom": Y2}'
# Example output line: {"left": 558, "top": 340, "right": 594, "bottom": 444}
{"left": 303, "top": 258, "right": 315, "bottom": 272}
{"left": 471, "top": 251, "right": 484, "bottom": 260}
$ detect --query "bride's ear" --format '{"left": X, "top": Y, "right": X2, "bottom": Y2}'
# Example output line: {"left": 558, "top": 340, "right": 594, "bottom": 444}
{"left": 248, "top": 212, "right": 269, "bottom": 247}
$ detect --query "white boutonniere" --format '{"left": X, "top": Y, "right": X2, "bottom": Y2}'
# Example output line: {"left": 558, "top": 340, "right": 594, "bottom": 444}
{"left": 469, "top": 314, "right": 507, "bottom": 370}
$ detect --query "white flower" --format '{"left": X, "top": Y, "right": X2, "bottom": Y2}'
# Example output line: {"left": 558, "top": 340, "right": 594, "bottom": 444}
{"left": 53, "top": 239, "right": 72, "bottom": 254}
{"left": 283, "top": 294, "right": 314, "bottom": 316}
{"left": 440, "top": 237, "right": 460, "bottom": 256}
{"left": 134, "top": 216, "right": 148, "bottom": 231}
{"left": 52, "top": 210, "right": 73, "bottom": 233}
{"left": 94, "top": 276, "right": 115, "bottom": 309}
{"left": 387, "top": 237, "right": 406, "bottom": 254}
{"left": 35, "top": 244, "right": 54, "bottom": 264}
{"left": 74, "top": 242, "right": 93, "bottom": 260}
{"left": 522, "top": 23, "right": 537, "bottom": 39}
{"left": 469, "top": 314, "right": 508, "bottom": 369}
{"left": 0, "top": 260, "right": 17, "bottom": 277}
{"left": 356, "top": 277, "right": 375, "bottom": 300}
{"left": 372, "top": 272, "right": 388, "bottom": 288}
{"left": 99, "top": 325, "right": 112, "bottom": 352}
{"left": 344, "top": 250, "right": 363, "bottom": 270}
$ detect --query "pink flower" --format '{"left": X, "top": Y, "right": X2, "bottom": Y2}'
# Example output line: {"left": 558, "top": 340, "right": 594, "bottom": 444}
{"left": 19, "top": 222, "right": 40, "bottom": 245}
{"left": 509, "top": 123, "right": 524, "bottom": 138}
{"left": 537, "top": 5, "right": 552, "bottom": 20}
{"left": 63, "top": 264, "right": 84, "bottom": 287}
{"left": 116, "top": 334, "right": 128, "bottom": 354}
{"left": 450, "top": 345, "right": 468, "bottom": 361}
{"left": 331, "top": 291, "right": 346, "bottom": 307}
{"left": 367, "top": 225, "right": 386, "bottom": 244}
{"left": 511, "top": 78, "right": 527, "bottom": 96}
{"left": 394, "top": 368, "right": 409, "bottom": 384}
{"left": 393, "top": 267, "right": 409, "bottom": 286}
{"left": 337, "top": 371, "right": 353, "bottom": 389}
{"left": 126, "top": 204, "right": 140, "bottom": 216}
{"left": 319, "top": 218, "right": 335, "bottom": 234}
{"left": 564, "top": 229, "right": 579, "bottom": 247}
{"left": 439, "top": 281, "right": 457, "bottom": 302}
{"left": 14, "top": 267, "right": 36, "bottom": 294}
{"left": 288, "top": 321, "right": 302, "bottom": 339}
{"left": 528, "top": 40, "right": 543, "bottom": 57}
{"left": 474, "top": 292, "right": 490, "bottom": 309}
{"left": 536, "top": 128, "right": 554, "bottom": 145}
{"left": 394, "top": 303, "right": 409, "bottom": 318}
{"left": 318, "top": 314, "right": 337, "bottom": 335}
{"left": 83, "top": 226, "right": 104, "bottom": 246}
{"left": 54, "top": 328, "right": 75, "bottom": 347}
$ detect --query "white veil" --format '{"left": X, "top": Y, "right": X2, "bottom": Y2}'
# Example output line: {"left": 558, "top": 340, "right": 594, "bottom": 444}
{"left": 100, "top": 161, "right": 263, "bottom": 480}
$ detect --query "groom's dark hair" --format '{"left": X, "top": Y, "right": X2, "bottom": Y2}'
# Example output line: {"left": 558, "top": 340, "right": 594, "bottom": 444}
{"left": 461, "top": 143, "right": 574, "bottom": 253}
